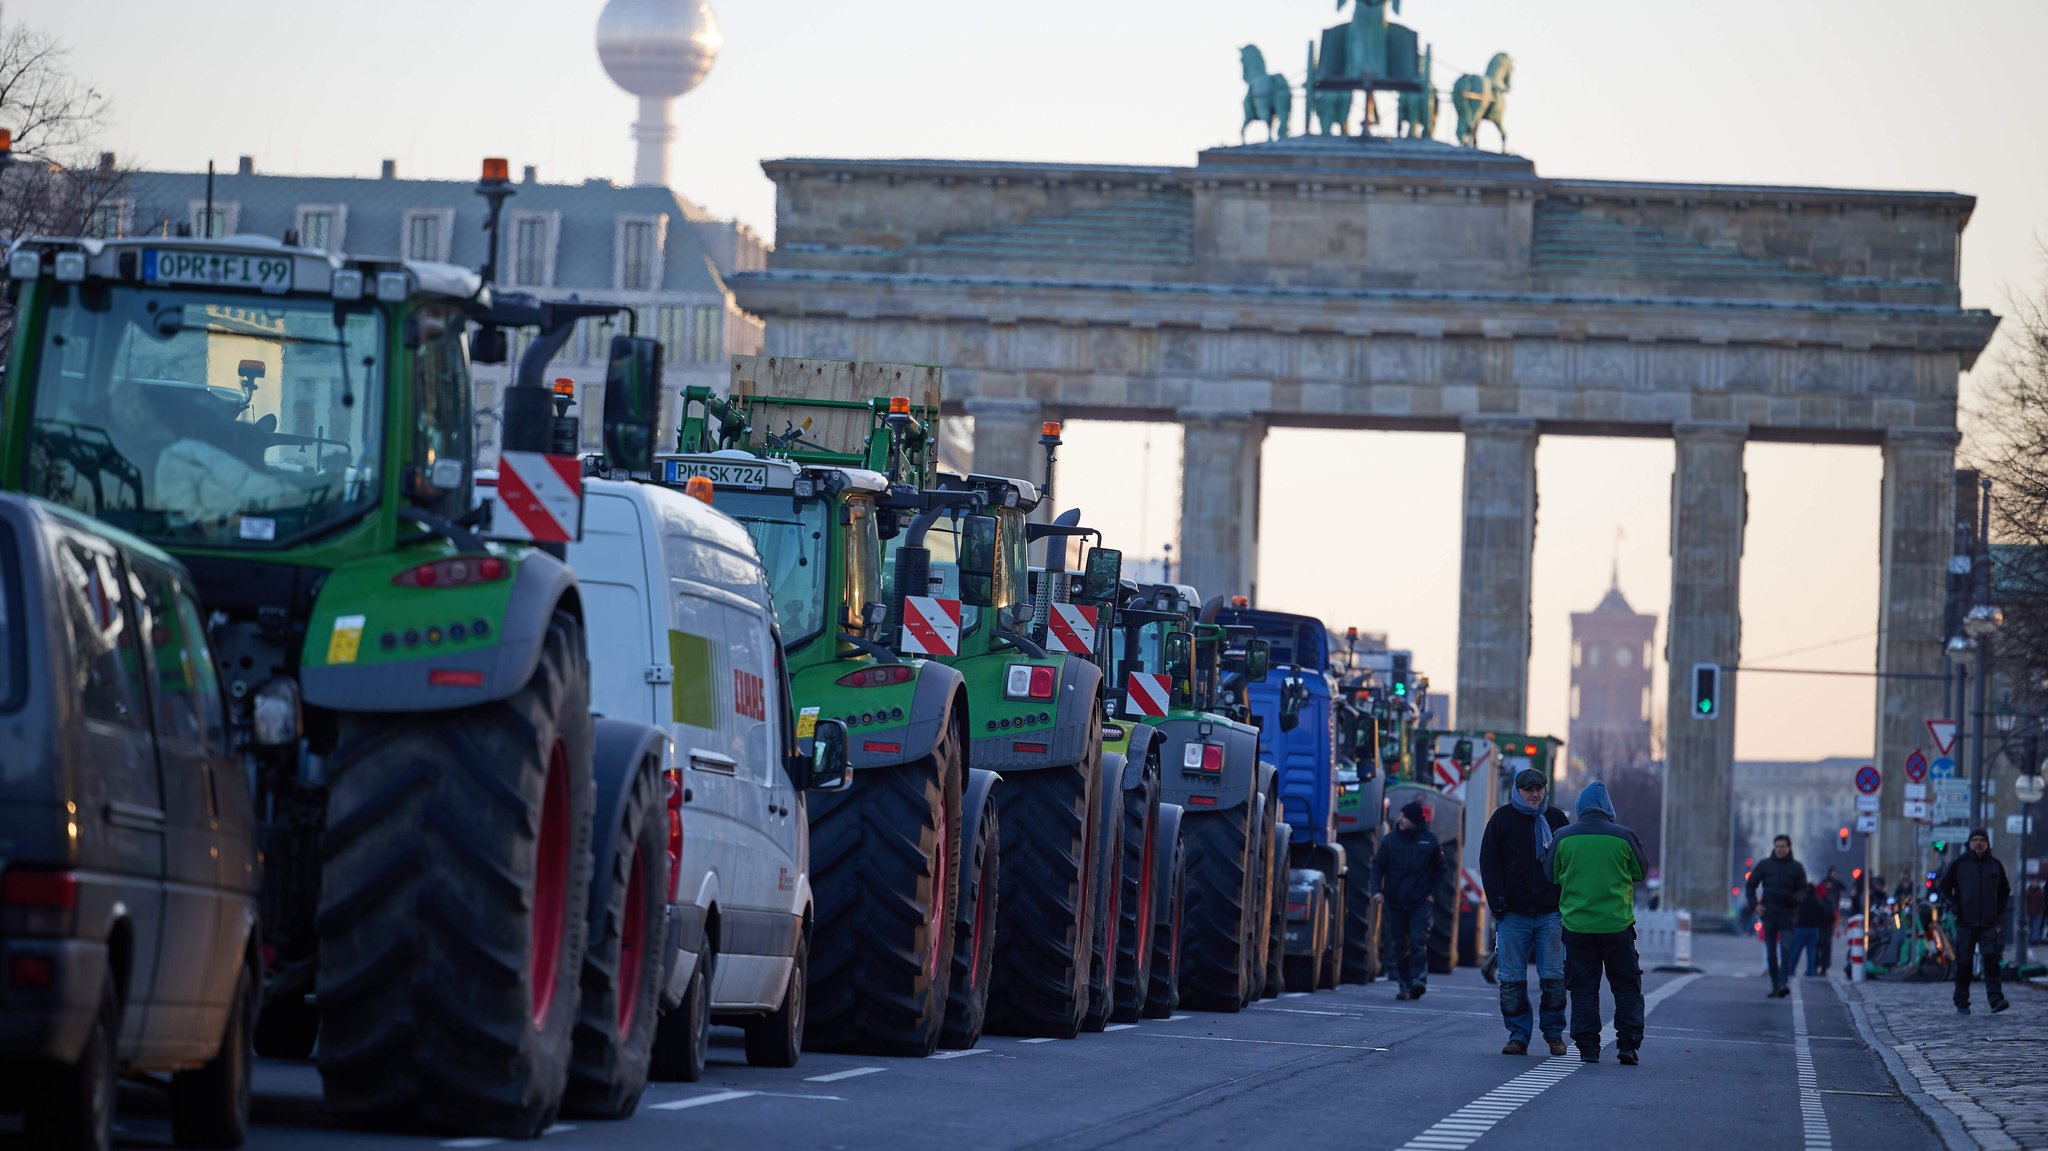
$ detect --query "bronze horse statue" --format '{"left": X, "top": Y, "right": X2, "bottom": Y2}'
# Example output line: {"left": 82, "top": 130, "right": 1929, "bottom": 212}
{"left": 1240, "top": 45, "right": 1292, "bottom": 143}
{"left": 1453, "top": 52, "right": 1513, "bottom": 150}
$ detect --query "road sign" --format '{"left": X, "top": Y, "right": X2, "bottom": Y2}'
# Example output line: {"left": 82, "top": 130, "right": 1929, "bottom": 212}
{"left": 1933, "top": 779, "right": 1972, "bottom": 822}
{"left": 1929, "top": 756, "right": 1957, "bottom": 780}
{"left": 1904, "top": 799, "right": 1931, "bottom": 821}
{"left": 2008, "top": 814, "right": 2033, "bottom": 836}
{"left": 1904, "top": 750, "right": 1929, "bottom": 783}
{"left": 1854, "top": 765, "right": 1883, "bottom": 795}
{"left": 2018, "top": 774, "right": 2046, "bottom": 805}
{"left": 1905, "top": 782, "right": 1929, "bottom": 800}
{"left": 1855, "top": 814, "right": 1878, "bottom": 834}
{"left": 899, "top": 596, "right": 963, "bottom": 656}
{"left": 1933, "top": 824, "right": 1973, "bottom": 845}
{"left": 1928, "top": 719, "right": 1959, "bottom": 756}
{"left": 1855, "top": 793, "right": 1880, "bottom": 814}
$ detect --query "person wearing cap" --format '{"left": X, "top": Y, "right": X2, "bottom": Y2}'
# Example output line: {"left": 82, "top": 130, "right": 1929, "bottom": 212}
{"left": 1936, "top": 828, "right": 2012, "bottom": 1014}
{"left": 1547, "top": 780, "right": 1649, "bottom": 1065}
{"left": 1479, "top": 768, "right": 1572, "bottom": 1056}
{"left": 1372, "top": 799, "right": 1447, "bottom": 1000}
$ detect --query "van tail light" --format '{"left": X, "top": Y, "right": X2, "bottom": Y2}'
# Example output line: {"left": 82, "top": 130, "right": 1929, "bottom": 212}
{"left": 3, "top": 869, "right": 79, "bottom": 937}
{"left": 837, "top": 665, "right": 915, "bottom": 688}
{"left": 664, "top": 767, "right": 685, "bottom": 902}
{"left": 392, "top": 555, "right": 509, "bottom": 589}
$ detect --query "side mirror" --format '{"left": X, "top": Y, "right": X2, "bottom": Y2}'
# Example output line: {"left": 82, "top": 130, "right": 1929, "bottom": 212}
{"left": 472, "top": 326, "right": 509, "bottom": 365}
{"left": 803, "top": 719, "right": 854, "bottom": 791}
{"left": 1452, "top": 738, "right": 1474, "bottom": 769}
{"left": 1163, "top": 630, "right": 1193, "bottom": 681}
{"left": 1004, "top": 603, "right": 1035, "bottom": 631}
{"left": 1247, "top": 639, "right": 1272, "bottom": 684}
{"left": 603, "top": 334, "right": 663, "bottom": 474}
{"left": 959, "top": 513, "right": 998, "bottom": 607}
{"left": 1078, "top": 546, "right": 1123, "bottom": 602}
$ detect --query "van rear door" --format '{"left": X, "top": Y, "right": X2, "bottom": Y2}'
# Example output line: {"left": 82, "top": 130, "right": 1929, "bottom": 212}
{"left": 571, "top": 491, "right": 661, "bottom": 724}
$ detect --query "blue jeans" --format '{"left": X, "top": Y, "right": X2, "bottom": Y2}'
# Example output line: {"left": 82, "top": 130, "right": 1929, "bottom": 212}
{"left": 1786, "top": 927, "right": 1819, "bottom": 977}
{"left": 1495, "top": 911, "right": 1566, "bottom": 1043}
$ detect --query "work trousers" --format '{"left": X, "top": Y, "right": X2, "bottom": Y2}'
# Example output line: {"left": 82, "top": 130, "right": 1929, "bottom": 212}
{"left": 1385, "top": 902, "right": 1433, "bottom": 991}
{"left": 1563, "top": 926, "right": 1644, "bottom": 1052}
{"left": 1761, "top": 915, "right": 1795, "bottom": 992}
{"left": 1494, "top": 911, "right": 1566, "bottom": 1043}
{"left": 1815, "top": 925, "right": 1834, "bottom": 975}
{"left": 1787, "top": 927, "right": 1819, "bottom": 977}
{"left": 1952, "top": 922, "right": 2005, "bottom": 1008}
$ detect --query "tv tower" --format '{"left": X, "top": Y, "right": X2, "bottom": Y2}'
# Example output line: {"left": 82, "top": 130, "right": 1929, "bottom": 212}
{"left": 595, "top": 0, "right": 723, "bottom": 188}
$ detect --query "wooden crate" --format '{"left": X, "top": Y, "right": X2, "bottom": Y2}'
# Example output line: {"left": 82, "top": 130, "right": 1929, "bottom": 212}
{"left": 729, "top": 355, "right": 943, "bottom": 458}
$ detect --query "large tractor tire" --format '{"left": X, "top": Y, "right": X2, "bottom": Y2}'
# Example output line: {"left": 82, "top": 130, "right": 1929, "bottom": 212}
{"left": 316, "top": 609, "right": 595, "bottom": 1138}
{"left": 565, "top": 755, "right": 668, "bottom": 1118}
{"left": 987, "top": 747, "right": 1099, "bottom": 1038}
{"left": 806, "top": 713, "right": 964, "bottom": 1057}
{"left": 1283, "top": 882, "right": 1324, "bottom": 993}
{"left": 1319, "top": 881, "right": 1344, "bottom": 991}
{"left": 1080, "top": 755, "right": 1126, "bottom": 1033}
{"left": 1110, "top": 769, "right": 1161, "bottom": 1024}
{"left": 1142, "top": 805, "right": 1185, "bottom": 1020}
{"left": 1177, "top": 808, "right": 1252, "bottom": 1012}
{"left": 1339, "top": 832, "right": 1382, "bottom": 984}
{"left": 1261, "top": 820, "right": 1290, "bottom": 1000}
{"left": 1428, "top": 840, "right": 1462, "bottom": 976}
{"left": 941, "top": 773, "right": 1000, "bottom": 1050}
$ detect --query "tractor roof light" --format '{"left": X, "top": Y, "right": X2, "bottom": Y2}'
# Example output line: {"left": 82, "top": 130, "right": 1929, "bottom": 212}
{"left": 8, "top": 249, "right": 39, "bottom": 280}
{"left": 552, "top": 378, "right": 576, "bottom": 398}
{"left": 52, "top": 250, "right": 86, "bottom": 283}
{"left": 1230, "top": 595, "right": 1249, "bottom": 608}
{"left": 374, "top": 270, "right": 409, "bottom": 302}
{"left": 481, "top": 157, "right": 510, "bottom": 185}
{"left": 888, "top": 395, "right": 911, "bottom": 415}
{"left": 331, "top": 268, "right": 365, "bottom": 301}
{"left": 685, "top": 476, "right": 715, "bottom": 505}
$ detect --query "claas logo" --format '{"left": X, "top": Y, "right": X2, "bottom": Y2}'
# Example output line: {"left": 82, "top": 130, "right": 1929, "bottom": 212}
{"left": 733, "top": 669, "right": 766, "bottom": 722}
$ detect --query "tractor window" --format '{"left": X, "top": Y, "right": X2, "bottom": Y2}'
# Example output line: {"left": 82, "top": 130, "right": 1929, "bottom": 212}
{"left": 995, "top": 508, "right": 1028, "bottom": 618}
{"left": 411, "top": 306, "right": 472, "bottom": 519}
{"left": 24, "top": 283, "right": 386, "bottom": 549}
{"left": 842, "top": 498, "right": 881, "bottom": 638}
{"left": 720, "top": 490, "right": 828, "bottom": 652}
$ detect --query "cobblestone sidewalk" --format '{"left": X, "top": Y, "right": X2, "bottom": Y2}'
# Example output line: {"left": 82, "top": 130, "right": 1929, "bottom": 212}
{"left": 1844, "top": 975, "right": 2048, "bottom": 1151}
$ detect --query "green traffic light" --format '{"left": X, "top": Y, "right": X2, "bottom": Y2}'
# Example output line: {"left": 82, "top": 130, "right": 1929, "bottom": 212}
{"left": 1932, "top": 840, "right": 1948, "bottom": 854}
{"left": 1697, "top": 700, "right": 1712, "bottom": 714}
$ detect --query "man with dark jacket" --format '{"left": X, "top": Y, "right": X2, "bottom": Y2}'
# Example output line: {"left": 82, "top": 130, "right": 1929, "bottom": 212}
{"left": 1816, "top": 867, "right": 1842, "bottom": 975}
{"left": 1936, "top": 828, "right": 2012, "bottom": 1014}
{"left": 1479, "top": 768, "right": 1571, "bottom": 1056}
{"left": 1745, "top": 835, "right": 1808, "bottom": 998}
{"left": 1547, "top": 781, "right": 1648, "bottom": 1065}
{"left": 1373, "top": 800, "right": 1446, "bottom": 1000}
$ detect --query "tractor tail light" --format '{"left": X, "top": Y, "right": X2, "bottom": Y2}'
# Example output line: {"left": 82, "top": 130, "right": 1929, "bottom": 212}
{"left": 392, "top": 555, "right": 509, "bottom": 589}
{"left": 837, "top": 665, "right": 915, "bottom": 688}
{"left": 1005, "top": 664, "right": 1056, "bottom": 701}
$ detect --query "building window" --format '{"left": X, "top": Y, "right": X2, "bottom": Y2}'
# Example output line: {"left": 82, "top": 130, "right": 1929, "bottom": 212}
{"left": 296, "top": 205, "right": 346, "bottom": 252}
{"left": 188, "top": 201, "right": 239, "bottom": 238}
{"left": 1570, "top": 685, "right": 1580, "bottom": 720}
{"left": 1572, "top": 640, "right": 1582, "bottom": 669}
{"left": 692, "top": 306, "right": 720, "bottom": 363}
{"left": 618, "top": 216, "right": 662, "bottom": 291}
{"left": 86, "top": 200, "right": 127, "bottom": 239}
{"left": 656, "top": 306, "right": 688, "bottom": 364}
{"left": 1616, "top": 645, "right": 1632, "bottom": 668}
{"left": 1641, "top": 686, "right": 1651, "bottom": 723}
{"left": 509, "top": 213, "right": 555, "bottom": 287}
{"left": 1587, "top": 645, "right": 1602, "bottom": 668}
{"left": 404, "top": 209, "right": 452, "bottom": 262}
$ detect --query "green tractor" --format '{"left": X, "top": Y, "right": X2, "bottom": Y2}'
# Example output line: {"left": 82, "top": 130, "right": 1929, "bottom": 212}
{"left": 1106, "top": 584, "right": 1280, "bottom": 1011}
{"left": 664, "top": 358, "right": 983, "bottom": 1056}
{"left": 0, "top": 161, "right": 773, "bottom": 1134}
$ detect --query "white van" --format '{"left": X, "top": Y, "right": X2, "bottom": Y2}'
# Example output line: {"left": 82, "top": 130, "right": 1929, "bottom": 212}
{"left": 488, "top": 475, "right": 836, "bottom": 1078}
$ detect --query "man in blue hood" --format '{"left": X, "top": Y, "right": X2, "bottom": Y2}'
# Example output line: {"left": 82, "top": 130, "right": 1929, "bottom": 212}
{"left": 1547, "top": 781, "right": 1649, "bottom": 1065}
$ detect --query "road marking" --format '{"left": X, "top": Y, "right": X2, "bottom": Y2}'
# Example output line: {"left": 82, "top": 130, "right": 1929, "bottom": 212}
{"left": 652, "top": 1090, "right": 760, "bottom": 1111}
{"left": 1018, "top": 1037, "right": 1060, "bottom": 1044}
{"left": 1395, "top": 971, "right": 1704, "bottom": 1151}
{"left": 1164, "top": 1015, "right": 1191, "bottom": 1022}
{"left": 440, "top": 1141, "right": 501, "bottom": 1149}
{"left": 542, "top": 1125, "right": 576, "bottom": 1135}
{"left": 804, "top": 1067, "right": 885, "bottom": 1083}
{"left": 1791, "top": 980, "right": 1835, "bottom": 1151}
{"left": 928, "top": 1048, "right": 990, "bottom": 1060}
{"left": 1282, "top": 991, "right": 1308, "bottom": 998}
{"left": 1103, "top": 1023, "right": 1137, "bottom": 1031}
{"left": 1132, "top": 1032, "right": 1387, "bottom": 1052}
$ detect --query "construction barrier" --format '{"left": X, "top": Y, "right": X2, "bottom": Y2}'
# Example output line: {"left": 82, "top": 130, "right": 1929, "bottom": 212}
{"left": 1846, "top": 914, "right": 1866, "bottom": 982}
{"left": 1637, "top": 910, "right": 1698, "bottom": 971}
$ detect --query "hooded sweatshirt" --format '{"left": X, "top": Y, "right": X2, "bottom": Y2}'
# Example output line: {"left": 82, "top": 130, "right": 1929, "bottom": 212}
{"left": 1546, "top": 782, "right": 1648, "bottom": 935}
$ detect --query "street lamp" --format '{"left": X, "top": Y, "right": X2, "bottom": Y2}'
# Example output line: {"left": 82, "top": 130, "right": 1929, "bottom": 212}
{"left": 1996, "top": 701, "right": 2019, "bottom": 736}
{"left": 1964, "top": 601, "right": 2005, "bottom": 640}
{"left": 1947, "top": 634, "right": 1975, "bottom": 663}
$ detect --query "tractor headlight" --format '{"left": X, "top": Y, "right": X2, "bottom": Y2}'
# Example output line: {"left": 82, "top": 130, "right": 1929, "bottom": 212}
{"left": 252, "top": 678, "right": 303, "bottom": 747}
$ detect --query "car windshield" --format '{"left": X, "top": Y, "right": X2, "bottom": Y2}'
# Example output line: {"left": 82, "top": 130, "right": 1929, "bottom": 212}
{"left": 719, "top": 490, "right": 829, "bottom": 650}
{"left": 23, "top": 283, "right": 385, "bottom": 548}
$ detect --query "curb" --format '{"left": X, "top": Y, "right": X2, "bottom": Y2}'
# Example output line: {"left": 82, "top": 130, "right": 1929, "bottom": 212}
{"left": 1831, "top": 980, "right": 1991, "bottom": 1151}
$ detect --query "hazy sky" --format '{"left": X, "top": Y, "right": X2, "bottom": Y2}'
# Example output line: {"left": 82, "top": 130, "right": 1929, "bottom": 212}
{"left": 25, "top": 0, "right": 2048, "bottom": 762}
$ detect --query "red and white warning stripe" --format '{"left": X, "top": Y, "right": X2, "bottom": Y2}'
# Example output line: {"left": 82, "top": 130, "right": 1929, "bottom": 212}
{"left": 1433, "top": 759, "right": 1463, "bottom": 792}
{"left": 494, "top": 451, "right": 583, "bottom": 544}
{"left": 1047, "top": 603, "right": 1099, "bottom": 656}
{"left": 899, "top": 596, "right": 963, "bottom": 657}
{"left": 1463, "top": 868, "right": 1485, "bottom": 904}
{"left": 1124, "top": 672, "right": 1171, "bottom": 718}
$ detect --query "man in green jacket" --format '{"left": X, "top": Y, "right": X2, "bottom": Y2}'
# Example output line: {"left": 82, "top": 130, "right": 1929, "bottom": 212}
{"left": 1546, "top": 781, "right": 1648, "bottom": 1065}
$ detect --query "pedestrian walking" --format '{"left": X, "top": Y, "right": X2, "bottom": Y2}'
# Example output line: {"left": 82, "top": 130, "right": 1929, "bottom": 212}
{"left": 1936, "top": 829, "right": 2012, "bottom": 1014}
{"left": 2025, "top": 881, "right": 2044, "bottom": 944}
{"left": 1547, "top": 781, "right": 1649, "bottom": 1066}
{"left": 1373, "top": 800, "right": 1446, "bottom": 1001}
{"left": 1744, "top": 835, "right": 1808, "bottom": 998}
{"left": 1478, "top": 768, "right": 1572, "bottom": 1057}
{"left": 1788, "top": 885, "right": 1827, "bottom": 977}
{"left": 1815, "top": 868, "right": 1841, "bottom": 975}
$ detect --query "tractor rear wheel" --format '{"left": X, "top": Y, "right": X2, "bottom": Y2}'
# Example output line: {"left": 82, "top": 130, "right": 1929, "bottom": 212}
{"left": 565, "top": 760, "right": 667, "bottom": 1118}
{"left": 1142, "top": 808, "right": 1184, "bottom": 1020}
{"left": 1340, "top": 832, "right": 1381, "bottom": 983}
{"left": 316, "top": 609, "right": 595, "bottom": 1138}
{"left": 1319, "top": 882, "right": 1344, "bottom": 990}
{"left": 1428, "top": 841, "right": 1461, "bottom": 976}
{"left": 1080, "top": 757, "right": 1125, "bottom": 1034}
{"left": 1261, "top": 820, "right": 1289, "bottom": 1000}
{"left": 940, "top": 787, "right": 999, "bottom": 1050}
{"left": 805, "top": 713, "right": 963, "bottom": 1057}
{"left": 1177, "top": 808, "right": 1251, "bottom": 1012}
{"left": 987, "top": 756, "right": 1097, "bottom": 1038}
{"left": 1110, "top": 773, "right": 1160, "bottom": 1024}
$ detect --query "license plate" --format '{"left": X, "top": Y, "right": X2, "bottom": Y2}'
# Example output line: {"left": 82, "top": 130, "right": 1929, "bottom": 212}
{"left": 666, "top": 459, "right": 769, "bottom": 490}
{"left": 143, "top": 249, "right": 293, "bottom": 292}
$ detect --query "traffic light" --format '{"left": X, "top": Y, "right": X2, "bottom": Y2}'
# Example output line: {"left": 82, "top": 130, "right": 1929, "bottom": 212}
{"left": 1390, "top": 652, "right": 1411, "bottom": 699}
{"left": 1837, "top": 827, "right": 1851, "bottom": 853}
{"left": 1932, "top": 838, "right": 1949, "bottom": 855}
{"left": 1851, "top": 868, "right": 1863, "bottom": 881}
{"left": 1691, "top": 662, "right": 1721, "bottom": 719}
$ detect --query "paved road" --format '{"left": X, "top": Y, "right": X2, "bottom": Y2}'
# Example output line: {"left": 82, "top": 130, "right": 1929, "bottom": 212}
{"left": 11, "top": 967, "right": 1943, "bottom": 1150}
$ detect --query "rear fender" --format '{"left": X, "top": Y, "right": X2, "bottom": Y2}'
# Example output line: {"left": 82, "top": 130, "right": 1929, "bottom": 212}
{"left": 959, "top": 768, "right": 1001, "bottom": 926}
{"left": 860, "top": 660, "right": 964, "bottom": 770}
{"left": 1151, "top": 802, "right": 1185, "bottom": 928}
{"left": 588, "top": 717, "right": 668, "bottom": 944}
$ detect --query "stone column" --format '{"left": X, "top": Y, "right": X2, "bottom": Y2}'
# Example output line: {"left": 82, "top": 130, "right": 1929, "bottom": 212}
{"left": 1178, "top": 410, "right": 1265, "bottom": 602}
{"left": 963, "top": 396, "right": 1043, "bottom": 488}
{"left": 1874, "top": 429, "right": 1960, "bottom": 888}
{"left": 1455, "top": 416, "right": 1539, "bottom": 732}
{"left": 1661, "top": 421, "right": 1747, "bottom": 921}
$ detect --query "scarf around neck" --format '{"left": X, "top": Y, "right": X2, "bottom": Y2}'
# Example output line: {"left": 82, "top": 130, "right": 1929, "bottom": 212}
{"left": 1510, "top": 790, "right": 1554, "bottom": 863}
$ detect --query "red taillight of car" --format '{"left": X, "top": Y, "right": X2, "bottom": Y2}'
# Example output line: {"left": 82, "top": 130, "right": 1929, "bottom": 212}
{"left": 9, "top": 956, "right": 54, "bottom": 987}
{"left": 664, "top": 766, "right": 685, "bottom": 901}
{"left": 391, "top": 555, "right": 509, "bottom": 589}
{"left": 837, "top": 665, "right": 915, "bottom": 689}
{"left": 428, "top": 668, "right": 486, "bottom": 688}
{"left": 2, "top": 870, "right": 77, "bottom": 910}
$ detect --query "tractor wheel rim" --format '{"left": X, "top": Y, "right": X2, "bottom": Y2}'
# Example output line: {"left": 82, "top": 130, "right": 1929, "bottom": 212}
{"left": 531, "top": 739, "right": 571, "bottom": 1027}
{"left": 617, "top": 845, "right": 648, "bottom": 1038}
{"left": 929, "top": 789, "right": 949, "bottom": 980}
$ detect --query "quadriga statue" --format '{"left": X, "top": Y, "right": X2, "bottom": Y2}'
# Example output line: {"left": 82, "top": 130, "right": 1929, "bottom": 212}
{"left": 1240, "top": 45, "right": 1293, "bottom": 143}
{"left": 1452, "top": 52, "right": 1513, "bottom": 150}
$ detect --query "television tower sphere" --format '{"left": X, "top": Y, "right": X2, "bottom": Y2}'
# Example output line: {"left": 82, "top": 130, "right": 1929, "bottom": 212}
{"left": 597, "top": 0, "right": 722, "bottom": 98}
